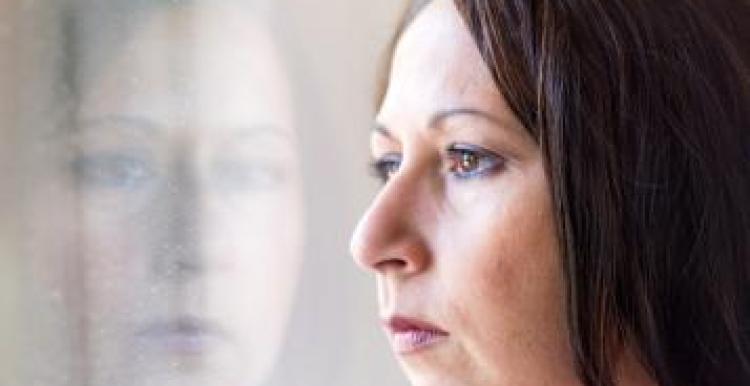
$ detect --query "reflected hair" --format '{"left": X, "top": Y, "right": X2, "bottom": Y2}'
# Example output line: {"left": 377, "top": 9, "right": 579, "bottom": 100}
{"left": 377, "top": 1, "right": 750, "bottom": 385}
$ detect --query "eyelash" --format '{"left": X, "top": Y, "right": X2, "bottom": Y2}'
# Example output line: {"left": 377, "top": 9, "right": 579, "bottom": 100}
{"left": 369, "top": 144, "right": 506, "bottom": 184}
{"left": 369, "top": 152, "right": 402, "bottom": 183}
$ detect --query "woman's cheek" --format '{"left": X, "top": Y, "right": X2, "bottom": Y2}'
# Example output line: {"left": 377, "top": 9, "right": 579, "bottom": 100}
{"left": 443, "top": 166, "right": 563, "bottom": 333}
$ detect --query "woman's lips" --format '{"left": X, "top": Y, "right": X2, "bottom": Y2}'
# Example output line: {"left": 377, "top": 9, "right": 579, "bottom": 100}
{"left": 136, "top": 317, "right": 228, "bottom": 355}
{"left": 383, "top": 316, "right": 449, "bottom": 354}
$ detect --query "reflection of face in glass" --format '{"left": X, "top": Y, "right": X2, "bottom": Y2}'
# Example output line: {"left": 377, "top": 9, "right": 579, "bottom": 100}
{"left": 27, "top": 3, "right": 302, "bottom": 386}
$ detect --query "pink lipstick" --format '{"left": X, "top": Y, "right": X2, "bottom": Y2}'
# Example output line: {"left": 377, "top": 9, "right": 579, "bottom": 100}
{"left": 384, "top": 316, "right": 449, "bottom": 354}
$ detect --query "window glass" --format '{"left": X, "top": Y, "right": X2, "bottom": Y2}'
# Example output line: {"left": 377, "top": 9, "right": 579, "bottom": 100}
{"left": 0, "top": 1, "right": 406, "bottom": 385}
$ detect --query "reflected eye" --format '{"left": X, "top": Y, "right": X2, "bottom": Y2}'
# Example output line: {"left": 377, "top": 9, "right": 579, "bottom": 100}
{"left": 213, "top": 159, "right": 286, "bottom": 191}
{"left": 370, "top": 152, "right": 402, "bottom": 183}
{"left": 72, "top": 153, "right": 154, "bottom": 189}
{"left": 446, "top": 144, "right": 505, "bottom": 179}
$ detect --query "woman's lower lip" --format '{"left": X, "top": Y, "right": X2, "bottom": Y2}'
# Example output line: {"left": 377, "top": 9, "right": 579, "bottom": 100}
{"left": 390, "top": 330, "right": 448, "bottom": 354}
{"left": 142, "top": 331, "right": 220, "bottom": 355}
{"left": 136, "top": 319, "right": 227, "bottom": 355}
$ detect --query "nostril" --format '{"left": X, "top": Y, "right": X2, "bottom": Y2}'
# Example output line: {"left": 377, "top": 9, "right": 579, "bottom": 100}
{"left": 373, "top": 258, "right": 408, "bottom": 273}
{"left": 349, "top": 173, "right": 430, "bottom": 274}
{"left": 174, "top": 259, "right": 204, "bottom": 274}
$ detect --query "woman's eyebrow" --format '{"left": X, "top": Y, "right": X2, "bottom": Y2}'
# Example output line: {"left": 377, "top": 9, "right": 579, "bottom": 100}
{"left": 227, "top": 125, "right": 295, "bottom": 143}
{"left": 371, "top": 122, "right": 394, "bottom": 139}
{"left": 74, "top": 114, "right": 162, "bottom": 135}
{"left": 427, "top": 107, "right": 502, "bottom": 128}
{"left": 70, "top": 116, "right": 293, "bottom": 142}
{"left": 371, "top": 107, "right": 519, "bottom": 139}
{"left": 428, "top": 107, "right": 530, "bottom": 140}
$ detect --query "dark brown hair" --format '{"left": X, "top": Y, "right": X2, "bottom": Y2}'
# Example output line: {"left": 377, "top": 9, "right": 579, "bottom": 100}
{"left": 377, "top": 1, "right": 750, "bottom": 385}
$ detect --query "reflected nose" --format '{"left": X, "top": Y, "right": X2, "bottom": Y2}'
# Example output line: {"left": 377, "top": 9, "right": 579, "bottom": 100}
{"left": 350, "top": 170, "right": 431, "bottom": 276}
{"left": 154, "top": 153, "right": 205, "bottom": 278}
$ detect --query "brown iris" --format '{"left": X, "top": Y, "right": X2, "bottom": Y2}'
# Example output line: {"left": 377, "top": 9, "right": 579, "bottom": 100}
{"left": 458, "top": 152, "right": 479, "bottom": 173}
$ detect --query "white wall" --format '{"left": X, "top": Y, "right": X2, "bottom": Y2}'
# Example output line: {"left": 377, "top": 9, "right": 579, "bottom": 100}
{"left": 271, "top": 1, "right": 410, "bottom": 384}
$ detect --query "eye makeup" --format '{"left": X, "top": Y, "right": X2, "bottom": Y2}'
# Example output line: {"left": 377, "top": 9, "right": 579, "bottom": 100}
{"left": 445, "top": 143, "right": 506, "bottom": 180}
{"left": 370, "top": 152, "right": 402, "bottom": 184}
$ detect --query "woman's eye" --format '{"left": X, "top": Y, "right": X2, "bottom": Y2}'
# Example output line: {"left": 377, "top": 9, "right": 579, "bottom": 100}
{"left": 370, "top": 152, "right": 402, "bottom": 183}
{"left": 446, "top": 144, "right": 505, "bottom": 179}
{"left": 213, "top": 159, "right": 286, "bottom": 191}
{"left": 72, "top": 153, "right": 154, "bottom": 190}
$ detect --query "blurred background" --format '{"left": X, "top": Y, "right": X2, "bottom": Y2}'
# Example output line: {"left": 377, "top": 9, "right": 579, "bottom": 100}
{"left": 0, "top": 0, "right": 408, "bottom": 385}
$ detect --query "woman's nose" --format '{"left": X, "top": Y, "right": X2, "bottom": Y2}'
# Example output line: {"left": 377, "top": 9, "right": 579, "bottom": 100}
{"left": 152, "top": 157, "right": 207, "bottom": 278}
{"left": 350, "top": 170, "right": 431, "bottom": 276}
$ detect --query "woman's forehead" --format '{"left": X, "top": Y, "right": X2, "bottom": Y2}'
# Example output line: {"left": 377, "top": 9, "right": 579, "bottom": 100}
{"left": 74, "top": 4, "right": 294, "bottom": 138}
{"left": 379, "top": 0, "right": 502, "bottom": 129}
{"left": 391, "top": 0, "right": 479, "bottom": 85}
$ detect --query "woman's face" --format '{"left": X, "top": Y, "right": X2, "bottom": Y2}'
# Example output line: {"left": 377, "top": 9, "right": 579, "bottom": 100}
{"left": 351, "top": 1, "right": 579, "bottom": 385}
{"left": 24, "top": 4, "right": 302, "bottom": 386}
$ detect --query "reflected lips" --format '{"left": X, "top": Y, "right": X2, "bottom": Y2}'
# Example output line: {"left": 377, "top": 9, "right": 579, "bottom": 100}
{"left": 384, "top": 316, "right": 448, "bottom": 354}
{"left": 137, "top": 317, "right": 227, "bottom": 355}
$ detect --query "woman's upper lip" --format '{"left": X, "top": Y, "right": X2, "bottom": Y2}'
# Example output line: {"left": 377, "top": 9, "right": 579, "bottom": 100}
{"left": 137, "top": 316, "right": 228, "bottom": 339}
{"left": 383, "top": 315, "right": 449, "bottom": 335}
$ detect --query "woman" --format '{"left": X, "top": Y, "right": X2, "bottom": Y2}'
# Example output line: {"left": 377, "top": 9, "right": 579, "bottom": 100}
{"left": 350, "top": 0, "right": 750, "bottom": 385}
{"left": 16, "top": 2, "right": 303, "bottom": 386}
